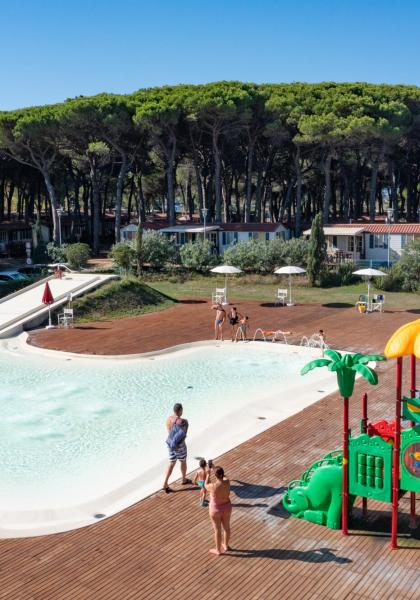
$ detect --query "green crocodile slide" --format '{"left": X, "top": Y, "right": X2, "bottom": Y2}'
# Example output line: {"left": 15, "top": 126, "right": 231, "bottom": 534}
{"left": 282, "top": 450, "right": 344, "bottom": 529}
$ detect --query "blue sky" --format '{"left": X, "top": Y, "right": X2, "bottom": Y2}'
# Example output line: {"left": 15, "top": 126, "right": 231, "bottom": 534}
{"left": 1, "top": 0, "right": 419, "bottom": 110}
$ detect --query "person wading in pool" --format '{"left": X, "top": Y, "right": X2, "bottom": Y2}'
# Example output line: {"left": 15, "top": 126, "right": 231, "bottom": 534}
{"left": 212, "top": 303, "right": 226, "bottom": 341}
{"left": 163, "top": 403, "right": 192, "bottom": 493}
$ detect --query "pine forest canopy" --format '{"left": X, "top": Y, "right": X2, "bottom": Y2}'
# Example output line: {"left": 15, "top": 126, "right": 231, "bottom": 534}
{"left": 1, "top": 81, "right": 420, "bottom": 251}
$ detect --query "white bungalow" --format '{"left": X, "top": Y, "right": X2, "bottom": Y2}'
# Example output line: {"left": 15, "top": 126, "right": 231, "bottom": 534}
{"left": 303, "top": 223, "right": 420, "bottom": 266}
{"left": 121, "top": 221, "right": 290, "bottom": 254}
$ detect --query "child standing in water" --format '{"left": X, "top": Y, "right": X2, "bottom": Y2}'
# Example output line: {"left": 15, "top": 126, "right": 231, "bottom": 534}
{"left": 319, "top": 329, "right": 326, "bottom": 356}
{"left": 193, "top": 459, "right": 211, "bottom": 506}
{"left": 236, "top": 316, "right": 249, "bottom": 341}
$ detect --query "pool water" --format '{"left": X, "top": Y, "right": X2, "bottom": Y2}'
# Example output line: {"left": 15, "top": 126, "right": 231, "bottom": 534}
{"left": 0, "top": 341, "right": 340, "bottom": 534}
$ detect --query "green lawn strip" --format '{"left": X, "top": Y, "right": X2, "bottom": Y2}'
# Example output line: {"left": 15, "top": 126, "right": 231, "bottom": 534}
{"left": 73, "top": 277, "right": 175, "bottom": 323}
{"left": 147, "top": 275, "right": 420, "bottom": 310}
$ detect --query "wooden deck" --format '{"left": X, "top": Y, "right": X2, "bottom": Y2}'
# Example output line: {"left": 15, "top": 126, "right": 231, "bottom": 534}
{"left": 3, "top": 303, "right": 420, "bottom": 599}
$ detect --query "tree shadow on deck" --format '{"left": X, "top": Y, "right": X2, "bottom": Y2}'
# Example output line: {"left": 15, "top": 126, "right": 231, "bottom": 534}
{"left": 227, "top": 546, "right": 352, "bottom": 564}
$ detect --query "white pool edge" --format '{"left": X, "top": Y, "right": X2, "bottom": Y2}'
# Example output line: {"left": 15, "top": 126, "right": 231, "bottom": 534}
{"left": 0, "top": 334, "right": 346, "bottom": 539}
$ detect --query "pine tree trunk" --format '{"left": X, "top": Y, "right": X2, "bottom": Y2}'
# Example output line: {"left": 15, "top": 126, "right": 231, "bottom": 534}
{"left": 294, "top": 148, "right": 302, "bottom": 236}
{"left": 244, "top": 140, "right": 254, "bottom": 223}
{"left": 89, "top": 160, "right": 101, "bottom": 255}
{"left": 166, "top": 136, "right": 176, "bottom": 226}
{"left": 369, "top": 158, "right": 379, "bottom": 222}
{"left": 213, "top": 130, "right": 222, "bottom": 222}
{"left": 114, "top": 153, "right": 128, "bottom": 243}
{"left": 323, "top": 153, "right": 332, "bottom": 223}
{"left": 42, "top": 171, "right": 59, "bottom": 243}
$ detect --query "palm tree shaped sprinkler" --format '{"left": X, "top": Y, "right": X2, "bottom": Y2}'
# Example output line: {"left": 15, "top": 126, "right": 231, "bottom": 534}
{"left": 301, "top": 350, "right": 386, "bottom": 535}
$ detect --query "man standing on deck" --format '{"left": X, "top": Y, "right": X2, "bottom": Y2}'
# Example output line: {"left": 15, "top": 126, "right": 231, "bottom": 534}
{"left": 163, "top": 403, "right": 192, "bottom": 493}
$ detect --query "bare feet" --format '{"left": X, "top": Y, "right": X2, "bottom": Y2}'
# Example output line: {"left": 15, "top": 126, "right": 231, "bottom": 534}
{"left": 221, "top": 544, "right": 231, "bottom": 552}
{"left": 209, "top": 548, "right": 223, "bottom": 556}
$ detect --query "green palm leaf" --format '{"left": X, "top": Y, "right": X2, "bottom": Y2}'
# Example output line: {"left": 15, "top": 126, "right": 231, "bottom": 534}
{"left": 301, "top": 358, "right": 331, "bottom": 376}
{"left": 353, "top": 353, "right": 386, "bottom": 365}
{"left": 324, "top": 349, "right": 342, "bottom": 362}
{"left": 328, "top": 362, "right": 341, "bottom": 372}
{"left": 352, "top": 363, "right": 378, "bottom": 385}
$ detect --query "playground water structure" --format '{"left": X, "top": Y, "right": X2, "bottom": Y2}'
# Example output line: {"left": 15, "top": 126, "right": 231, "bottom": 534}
{"left": 0, "top": 335, "right": 342, "bottom": 538}
{"left": 282, "top": 319, "right": 420, "bottom": 549}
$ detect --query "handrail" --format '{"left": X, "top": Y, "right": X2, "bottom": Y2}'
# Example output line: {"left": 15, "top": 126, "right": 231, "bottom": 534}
{"left": 0, "top": 276, "right": 100, "bottom": 332}
{"left": 0, "top": 275, "right": 54, "bottom": 305}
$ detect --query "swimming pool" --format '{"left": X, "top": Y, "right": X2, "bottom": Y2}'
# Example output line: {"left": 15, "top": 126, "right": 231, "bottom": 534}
{"left": 0, "top": 337, "right": 340, "bottom": 537}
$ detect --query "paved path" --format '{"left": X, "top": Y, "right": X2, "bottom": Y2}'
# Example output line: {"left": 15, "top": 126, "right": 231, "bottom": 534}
{"left": 0, "top": 273, "right": 114, "bottom": 337}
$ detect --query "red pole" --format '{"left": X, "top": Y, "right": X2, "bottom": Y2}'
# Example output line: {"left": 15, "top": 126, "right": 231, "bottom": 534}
{"left": 391, "top": 357, "right": 403, "bottom": 550}
{"left": 362, "top": 392, "right": 368, "bottom": 517}
{"left": 410, "top": 354, "right": 417, "bottom": 529}
{"left": 342, "top": 395, "right": 349, "bottom": 535}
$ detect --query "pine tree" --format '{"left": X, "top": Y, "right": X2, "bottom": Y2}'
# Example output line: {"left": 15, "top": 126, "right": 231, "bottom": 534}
{"left": 135, "top": 224, "right": 143, "bottom": 277}
{"left": 307, "top": 213, "right": 326, "bottom": 286}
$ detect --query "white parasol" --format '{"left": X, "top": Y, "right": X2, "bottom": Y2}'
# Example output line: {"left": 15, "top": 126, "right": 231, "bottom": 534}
{"left": 210, "top": 265, "right": 242, "bottom": 303}
{"left": 352, "top": 268, "right": 387, "bottom": 306}
{"left": 274, "top": 265, "right": 306, "bottom": 306}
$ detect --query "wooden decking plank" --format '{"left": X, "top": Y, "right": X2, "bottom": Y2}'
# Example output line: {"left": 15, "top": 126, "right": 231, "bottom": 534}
{"left": 0, "top": 307, "right": 419, "bottom": 599}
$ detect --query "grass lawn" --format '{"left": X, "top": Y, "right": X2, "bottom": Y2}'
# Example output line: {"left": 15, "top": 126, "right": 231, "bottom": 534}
{"left": 73, "top": 278, "right": 174, "bottom": 322}
{"left": 147, "top": 274, "right": 420, "bottom": 310}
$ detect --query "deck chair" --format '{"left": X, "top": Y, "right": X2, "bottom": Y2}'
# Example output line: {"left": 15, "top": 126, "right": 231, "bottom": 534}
{"left": 371, "top": 294, "right": 385, "bottom": 313}
{"left": 212, "top": 288, "right": 226, "bottom": 304}
{"left": 58, "top": 307, "right": 74, "bottom": 327}
{"left": 274, "top": 288, "right": 288, "bottom": 306}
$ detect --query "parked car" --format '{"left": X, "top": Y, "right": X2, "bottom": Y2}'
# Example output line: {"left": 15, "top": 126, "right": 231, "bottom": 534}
{"left": 0, "top": 271, "right": 31, "bottom": 284}
{"left": 18, "top": 264, "right": 49, "bottom": 276}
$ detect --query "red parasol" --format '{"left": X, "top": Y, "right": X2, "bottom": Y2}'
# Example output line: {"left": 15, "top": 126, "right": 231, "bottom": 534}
{"left": 42, "top": 281, "right": 55, "bottom": 327}
{"left": 42, "top": 282, "right": 54, "bottom": 305}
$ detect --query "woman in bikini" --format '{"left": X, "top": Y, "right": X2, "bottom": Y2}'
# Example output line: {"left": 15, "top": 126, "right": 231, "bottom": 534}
{"left": 205, "top": 465, "right": 232, "bottom": 556}
{"left": 228, "top": 306, "right": 241, "bottom": 341}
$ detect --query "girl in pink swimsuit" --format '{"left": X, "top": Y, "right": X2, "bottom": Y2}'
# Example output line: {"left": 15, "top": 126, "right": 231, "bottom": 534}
{"left": 205, "top": 465, "right": 232, "bottom": 556}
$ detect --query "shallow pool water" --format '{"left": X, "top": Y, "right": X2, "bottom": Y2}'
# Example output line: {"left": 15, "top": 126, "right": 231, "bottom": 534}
{"left": 0, "top": 342, "right": 316, "bottom": 512}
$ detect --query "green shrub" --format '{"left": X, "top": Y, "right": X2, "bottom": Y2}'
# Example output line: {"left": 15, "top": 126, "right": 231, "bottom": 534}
{"left": 65, "top": 243, "right": 91, "bottom": 269}
{"left": 397, "top": 238, "right": 420, "bottom": 292}
{"left": 179, "top": 240, "right": 218, "bottom": 272}
{"left": 109, "top": 242, "right": 135, "bottom": 273}
{"left": 223, "top": 240, "right": 264, "bottom": 271}
{"left": 46, "top": 242, "right": 68, "bottom": 263}
{"left": 374, "top": 265, "right": 403, "bottom": 292}
{"left": 320, "top": 268, "right": 341, "bottom": 287}
{"left": 135, "top": 231, "right": 176, "bottom": 269}
{"left": 223, "top": 237, "right": 309, "bottom": 273}
{"left": 337, "top": 262, "right": 357, "bottom": 286}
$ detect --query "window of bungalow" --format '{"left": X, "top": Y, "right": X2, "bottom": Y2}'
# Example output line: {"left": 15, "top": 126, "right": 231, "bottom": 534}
{"left": 265, "top": 232, "right": 270, "bottom": 241}
{"left": 401, "top": 234, "right": 413, "bottom": 249}
{"left": 248, "top": 232, "right": 258, "bottom": 240}
{"left": 356, "top": 236, "right": 363, "bottom": 253}
{"left": 0, "top": 231, "right": 7, "bottom": 242}
{"left": 347, "top": 237, "right": 354, "bottom": 252}
{"left": 369, "top": 234, "right": 387, "bottom": 249}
